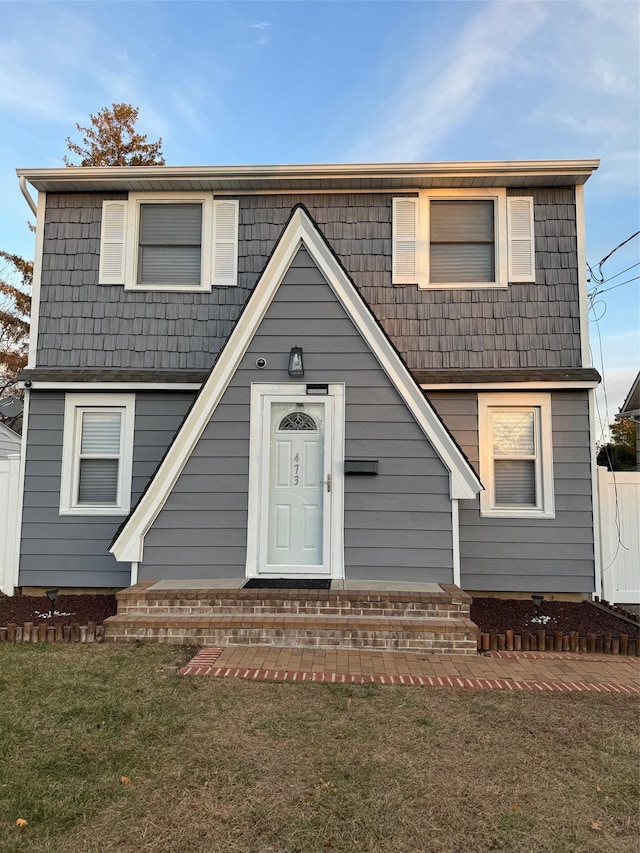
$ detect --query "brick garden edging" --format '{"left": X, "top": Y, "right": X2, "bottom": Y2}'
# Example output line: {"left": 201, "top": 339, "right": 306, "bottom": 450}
{"left": 0, "top": 622, "right": 104, "bottom": 644}
{"left": 477, "top": 628, "right": 638, "bottom": 656}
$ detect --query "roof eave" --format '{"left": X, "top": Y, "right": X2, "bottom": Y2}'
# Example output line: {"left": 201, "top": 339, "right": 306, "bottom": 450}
{"left": 16, "top": 159, "right": 600, "bottom": 193}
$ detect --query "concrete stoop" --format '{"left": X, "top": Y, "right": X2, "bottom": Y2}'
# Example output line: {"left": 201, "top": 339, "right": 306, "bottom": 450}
{"left": 104, "top": 581, "right": 478, "bottom": 654}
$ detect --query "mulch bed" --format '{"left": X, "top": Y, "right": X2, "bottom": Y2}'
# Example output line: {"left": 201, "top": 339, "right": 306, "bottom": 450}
{"left": 0, "top": 594, "right": 117, "bottom": 628}
{"left": 1, "top": 593, "right": 638, "bottom": 648}
{"left": 471, "top": 597, "right": 640, "bottom": 642}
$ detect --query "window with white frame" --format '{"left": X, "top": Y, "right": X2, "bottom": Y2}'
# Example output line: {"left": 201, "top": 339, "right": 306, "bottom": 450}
{"left": 478, "top": 393, "right": 554, "bottom": 518}
{"left": 99, "top": 192, "right": 239, "bottom": 291}
{"left": 60, "top": 394, "right": 135, "bottom": 515}
{"left": 392, "top": 190, "right": 535, "bottom": 288}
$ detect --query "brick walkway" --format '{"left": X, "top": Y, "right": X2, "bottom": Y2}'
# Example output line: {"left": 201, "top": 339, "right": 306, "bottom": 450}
{"left": 179, "top": 646, "right": 640, "bottom": 694}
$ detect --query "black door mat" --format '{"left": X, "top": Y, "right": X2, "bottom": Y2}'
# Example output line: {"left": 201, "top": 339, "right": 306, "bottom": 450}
{"left": 243, "top": 579, "right": 332, "bottom": 590}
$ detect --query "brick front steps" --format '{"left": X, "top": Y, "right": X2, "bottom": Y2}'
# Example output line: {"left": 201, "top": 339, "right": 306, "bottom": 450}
{"left": 104, "top": 581, "right": 478, "bottom": 654}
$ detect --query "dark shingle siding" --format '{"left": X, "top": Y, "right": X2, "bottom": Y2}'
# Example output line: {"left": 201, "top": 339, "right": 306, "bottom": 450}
{"left": 37, "top": 188, "right": 582, "bottom": 370}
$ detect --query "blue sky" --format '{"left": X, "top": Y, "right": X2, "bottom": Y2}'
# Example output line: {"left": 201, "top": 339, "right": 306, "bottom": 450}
{"left": 1, "top": 0, "right": 638, "bottom": 431}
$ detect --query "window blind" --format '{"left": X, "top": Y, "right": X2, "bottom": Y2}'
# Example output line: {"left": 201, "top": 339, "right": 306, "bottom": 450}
{"left": 77, "top": 411, "right": 121, "bottom": 505}
{"left": 138, "top": 203, "right": 202, "bottom": 285}
{"left": 494, "top": 459, "right": 536, "bottom": 506}
{"left": 491, "top": 409, "right": 537, "bottom": 507}
{"left": 78, "top": 459, "right": 119, "bottom": 504}
{"left": 430, "top": 200, "right": 495, "bottom": 282}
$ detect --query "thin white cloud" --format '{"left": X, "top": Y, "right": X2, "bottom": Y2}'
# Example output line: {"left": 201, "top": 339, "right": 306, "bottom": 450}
{"left": 527, "top": 0, "right": 639, "bottom": 196}
{"left": 347, "top": 1, "right": 546, "bottom": 161}
{"left": 0, "top": 40, "right": 79, "bottom": 124}
{"left": 0, "top": 8, "right": 206, "bottom": 146}
{"left": 248, "top": 21, "right": 272, "bottom": 45}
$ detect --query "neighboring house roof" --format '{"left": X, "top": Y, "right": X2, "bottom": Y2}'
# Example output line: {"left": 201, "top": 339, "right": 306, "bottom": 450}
{"left": 619, "top": 371, "right": 640, "bottom": 420}
{"left": 18, "top": 159, "right": 599, "bottom": 194}
{"left": 111, "top": 205, "right": 482, "bottom": 563}
{"left": 0, "top": 421, "right": 21, "bottom": 456}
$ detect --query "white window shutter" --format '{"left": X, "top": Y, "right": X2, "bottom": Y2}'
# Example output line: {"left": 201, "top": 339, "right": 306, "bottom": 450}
{"left": 98, "top": 201, "right": 128, "bottom": 285}
{"left": 507, "top": 197, "right": 535, "bottom": 282}
{"left": 212, "top": 199, "right": 239, "bottom": 287}
{"left": 392, "top": 197, "right": 419, "bottom": 284}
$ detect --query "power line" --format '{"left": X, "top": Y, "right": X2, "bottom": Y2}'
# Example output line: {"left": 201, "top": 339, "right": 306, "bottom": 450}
{"left": 601, "top": 261, "right": 640, "bottom": 282}
{"left": 587, "top": 231, "right": 640, "bottom": 284}
{"left": 589, "top": 275, "right": 640, "bottom": 297}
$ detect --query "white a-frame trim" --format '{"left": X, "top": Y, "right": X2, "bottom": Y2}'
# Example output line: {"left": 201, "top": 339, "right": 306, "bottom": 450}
{"left": 110, "top": 205, "right": 481, "bottom": 563}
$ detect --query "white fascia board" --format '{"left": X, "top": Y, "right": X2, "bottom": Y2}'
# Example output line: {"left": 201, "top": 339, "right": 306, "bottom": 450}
{"left": 27, "top": 192, "right": 46, "bottom": 369}
{"left": 24, "top": 382, "right": 202, "bottom": 391}
{"left": 420, "top": 381, "right": 600, "bottom": 391}
{"left": 18, "top": 159, "right": 600, "bottom": 193}
{"left": 111, "top": 206, "right": 481, "bottom": 563}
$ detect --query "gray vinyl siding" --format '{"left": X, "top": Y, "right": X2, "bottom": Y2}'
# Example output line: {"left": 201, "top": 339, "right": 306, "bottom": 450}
{"left": 140, "top": 247, "right": 454, "bottom": 583}
{"left": 18, "top": 391, "right": 195, "bottom": 588}
{"left": 425, "top": 390, "right": 595, "bottom": 593}
{"left": 37, "top": 188, "right": 581, "bottom": 371}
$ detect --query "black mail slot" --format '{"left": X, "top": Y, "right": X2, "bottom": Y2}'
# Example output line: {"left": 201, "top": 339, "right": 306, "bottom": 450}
{"left": 344, "top": 460, "right": 378, "bottom": 475}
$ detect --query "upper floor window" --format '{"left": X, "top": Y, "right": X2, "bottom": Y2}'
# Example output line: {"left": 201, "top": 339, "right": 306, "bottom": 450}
{"left": 138, "top": 203, "right": 202, "bottom": 286}
{"left": 392, "top": 190, "right": 535, "bottom": 289}
{"left": 99, "top": 192, "right": 239, "bottom": 291}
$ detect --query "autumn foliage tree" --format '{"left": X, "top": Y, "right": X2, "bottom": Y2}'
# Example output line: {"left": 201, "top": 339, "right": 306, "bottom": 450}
{"left": 597, "top": 417, "right": 637, "bottom": 471}
{"left": 64, "top": 103, "right": 165, "bottom": 166}
{"left": 2, "top": 105, "right": 162, "bottom": 400}
{"left": 0, "top": 251, "right": 32, "bottom": 393}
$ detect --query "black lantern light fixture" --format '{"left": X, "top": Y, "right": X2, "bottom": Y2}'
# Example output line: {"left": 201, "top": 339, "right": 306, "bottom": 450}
{"left": 531, "top": 593, "right": 544, "bottom": 615}
{"left": 288, "top": 346, "right": 304, "bottom": 377}
{"left": 46, "top": 588, "right": 58, "bottom": 618}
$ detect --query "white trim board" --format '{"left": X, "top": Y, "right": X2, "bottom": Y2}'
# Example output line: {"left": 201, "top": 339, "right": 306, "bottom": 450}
{"left": 589, "top": 388, "right": 602, "bottom": 599}
{"left": 111, "top": 205, "right": 480, "bottom": 563}
{"left": 575, "top": 185, "right": 591, "bottom": 367}
{"left": 27, "top": 191, "right": 46, "bottom": 370}
{"left": 13, "top": 388, "right": 30, "bottom": 594}
{"left": 421, "top": 381, "right": 600, "bottom": 391}
{"left": 22, "top": 382, "right": 203, "bottom": 391}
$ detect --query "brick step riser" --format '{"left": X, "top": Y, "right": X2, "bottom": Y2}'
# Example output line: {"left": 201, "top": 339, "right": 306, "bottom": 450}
{"left": 104, "top": 626, "right": 478, "bottom": 654}
{"left": 118, "top": 602, "right": 469, "bottom": 619}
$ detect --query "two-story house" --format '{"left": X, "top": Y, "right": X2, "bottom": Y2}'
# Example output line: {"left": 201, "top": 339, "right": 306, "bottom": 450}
{"left": 14, "top": 160, "right": 601, "bottom": 622}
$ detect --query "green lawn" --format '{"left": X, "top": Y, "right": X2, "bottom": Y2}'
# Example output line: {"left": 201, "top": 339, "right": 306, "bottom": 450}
{"left": 0, "top": 643, "right": 638, "bottom": 853}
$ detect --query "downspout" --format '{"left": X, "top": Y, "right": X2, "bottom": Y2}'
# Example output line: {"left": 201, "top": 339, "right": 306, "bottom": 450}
{"left": 19, "top": 176, "right": 37, "bottom": 217}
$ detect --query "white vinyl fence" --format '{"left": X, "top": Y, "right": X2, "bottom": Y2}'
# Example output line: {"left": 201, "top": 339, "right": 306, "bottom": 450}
{"left": 0, "top": 453, "right": 21, "bottom": 595}
{"left": 598, "top": 467, "right": 640, "bottom": 605}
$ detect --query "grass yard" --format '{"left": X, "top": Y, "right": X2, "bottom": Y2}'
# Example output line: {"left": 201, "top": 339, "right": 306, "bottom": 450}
{"left": 0, "top": 644, "right": 638, "bottom": 853}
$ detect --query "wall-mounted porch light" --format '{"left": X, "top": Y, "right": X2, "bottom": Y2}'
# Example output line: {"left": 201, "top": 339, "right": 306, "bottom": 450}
{"left": 288, "top": 347, "right": 304, "bottom": 377}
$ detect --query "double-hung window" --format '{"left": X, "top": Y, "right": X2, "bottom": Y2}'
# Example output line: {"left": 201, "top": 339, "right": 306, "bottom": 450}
{"left": 138, "top": 202, "right": 203, "bottom": 286}
{"left": 60, "top": 394, "right": 135, "bottom": 515}
{"left": 478, "top": 393, "right": 554, "bottom": 518}
{"left": 99, "top": 192, "right": 239, "bottom": 290}
{"left": 392, "top": 189, "right": 535, "bottom": 288}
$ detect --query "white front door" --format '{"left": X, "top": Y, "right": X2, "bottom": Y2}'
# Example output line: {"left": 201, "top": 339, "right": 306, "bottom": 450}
{"left": 266, "top": 401, "right": 329, "bottom": 570}
{"left": 247, "top": 384, "right": 344, "bottom": 578}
